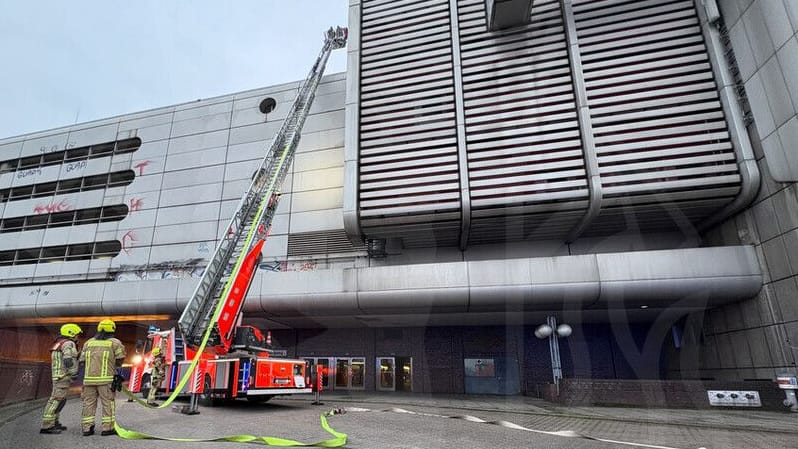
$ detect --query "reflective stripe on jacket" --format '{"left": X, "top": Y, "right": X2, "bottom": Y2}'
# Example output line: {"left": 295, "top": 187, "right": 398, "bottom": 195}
{"left": 51, "top": 338, "right": 79, "bottom": 380}
{"left": 80, "top": 337, "right": 125, "bottom": 385}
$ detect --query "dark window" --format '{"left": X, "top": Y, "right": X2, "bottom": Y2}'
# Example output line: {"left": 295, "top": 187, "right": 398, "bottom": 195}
{"left": 67, "top": 243, "right": 93, "bottom": 260}
{"left": 56, "top": 178, "right": 82, "bottom": 194}
{"left": 102, "top": 205, "right": 128, "bottom": 219}
{"left": 2, "top": 170, "right": 136, "bottom": 205}
{"left": 19, "top": 155, "right": 41, "bottom": 169}
{"left": 0, "top": 161, "right": 16, "bottom": 174}
{"left": 41, "top": 152, "right": 64, "bottom": 166}
{"left": 90, "top": 142, "right": 115, "bottom": 156}
{"left": 32, "top": 182, "right": 58, "bottom": 198}
{"left": 24, "top": 214, "right": 49, "bottom": 230}
{"left": 94, "top": 241, "right": 121, "bottom": 258}
{"left": 0, "top": 205, "right": 125, "bottom": 233}
{"left": 1, "top": 217, "right": 24, "bottom": 232}
{"left": 64, "top": 147, "right": 90, "bottom": 161}
{"left": 108, "top": 170, "right": 135, "bottom": 187}
{"left": 259, "top": 97, "right": 277, "bottom": 114}
{"left": 16, "top": 248, "right": 40, "bottom": 263}
{"left": 0, "top": 241, "right": 121, "bottom": 265}
{"left": 49, "top": 211, "right": 74, "bottom": 226}
{"left": 0, "top": 250, "right": 14, "bottom": 266}
{"left": 75, "top": 208, "right": 102, "bottom": 224}
{"left": 115, "top": 138, "right": 142, "bottom": 152}
{"left": 9, "top": 185, "right": 33, "bottom": 199}
{"left": 41, "top": 246, "right": 67, "bottom": 262}
{"left": 82, "top": 174, "right": 107, "bottom": 188}
{"left": 0, "top": 138, "right": 141, "bottom": 173}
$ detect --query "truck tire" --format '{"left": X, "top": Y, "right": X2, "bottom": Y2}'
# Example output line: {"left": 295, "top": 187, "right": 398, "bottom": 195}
{"left": 140, "top": 374, "right": 151, "bottom": 399}
{"left": 199, "top": 375, "right": 219, "bottom": 407}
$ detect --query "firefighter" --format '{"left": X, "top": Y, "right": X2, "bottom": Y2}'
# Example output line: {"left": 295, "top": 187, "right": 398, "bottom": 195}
{"left": 40, "top": 323, "right": 82, "bottom": 434}
{"left": 79, "top": 319, "right": 126, "bottom": 436}
{"left": 146, "top": 346, "right": 166, "bottom": 406}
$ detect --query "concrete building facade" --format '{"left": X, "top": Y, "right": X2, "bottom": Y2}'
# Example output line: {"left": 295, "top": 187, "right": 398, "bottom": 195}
{"left": 0, "top": 0, "right": 796, "bottom": 399}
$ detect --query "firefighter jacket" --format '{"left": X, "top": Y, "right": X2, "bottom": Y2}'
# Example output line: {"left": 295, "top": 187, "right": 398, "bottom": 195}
{"left": 79, "top": 336, "right": 126, "bottom": 386}
{"left": 151, "top": 354, "right": 166, "bottom": 380}
{"left": 51, "top": 337, "right": 79, "bottom": 380}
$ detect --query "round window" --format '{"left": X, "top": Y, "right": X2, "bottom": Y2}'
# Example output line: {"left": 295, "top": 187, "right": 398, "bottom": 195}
{"left": 259, "top": 97, "right": 277, "bottom": 114}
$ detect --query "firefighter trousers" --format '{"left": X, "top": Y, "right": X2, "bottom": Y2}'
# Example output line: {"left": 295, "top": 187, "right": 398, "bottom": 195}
{"left": 41, "top": 377, "right": 72, "bottom": 429}
{"left": 147, "top": 375, "right": 163, "bottom": 403}
{"left": 81, "top": 383, "right": 115, "bottom": 432}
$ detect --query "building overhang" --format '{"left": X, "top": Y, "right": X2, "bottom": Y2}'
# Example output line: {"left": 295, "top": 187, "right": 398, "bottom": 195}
{"left": 0, "top": 246, "right": 761, "bottom": 328}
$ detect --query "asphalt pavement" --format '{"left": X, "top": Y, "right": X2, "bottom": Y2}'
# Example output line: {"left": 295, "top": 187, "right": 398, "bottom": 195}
{"left": 2, "top": 391, "right": 797, "bottom": 449}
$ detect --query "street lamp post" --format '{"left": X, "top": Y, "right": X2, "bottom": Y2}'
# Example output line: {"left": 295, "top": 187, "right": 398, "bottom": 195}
{"left": 534, "top": 316, "right": 572, "bottom": 394}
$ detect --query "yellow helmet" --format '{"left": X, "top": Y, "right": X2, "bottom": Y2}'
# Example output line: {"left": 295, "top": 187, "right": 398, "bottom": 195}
{"left": 97, "top": 319, "right": 116, "bottom": 333}
{"left": 152, "top": 347, "right": 162, "bottom": 356}
{"left": 60, "top": 323, "right": 83, "bottom": 338}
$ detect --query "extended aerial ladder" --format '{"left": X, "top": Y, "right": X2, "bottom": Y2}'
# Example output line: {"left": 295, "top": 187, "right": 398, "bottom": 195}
{"left": 129, "top": 27, "right": 347, "bottom": 413}
{"left": 179, "top": 26, "right": 347, "bottom": 350}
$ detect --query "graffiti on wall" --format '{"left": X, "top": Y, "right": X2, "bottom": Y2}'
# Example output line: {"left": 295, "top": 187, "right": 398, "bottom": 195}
{"left": 28, "top": 287, "right": 51, "bottom": 297}
{"left": 114, "top": 256, "right": 323, "bottom": 281}
{"left": 65, "top": 160, "right": 87, "bottom": 173}
{"left": 257, "top": 259, "right": 319, "bottom": 272}
{"left": 129, "top": 197, "right": 143, "bottom": 213}
{"left": 114, "top": 258, "right": 206, "bottom": 281}
{"left": 39, "top": 142, "right": 76, "bottom": 153}
{"left": 33, "top": 199, "right": 71, "bottom": 214}
{"left": 19, "top": 369, "right": 34, "bottom": 388}
{"left": 133, "top": 160, "right": 152, "bottom": 176}
{"left": 121, "top": 230, "right": 138, "bottom": 254}
{"left": 17, "top": 168, "right": 42, "bottom": 179}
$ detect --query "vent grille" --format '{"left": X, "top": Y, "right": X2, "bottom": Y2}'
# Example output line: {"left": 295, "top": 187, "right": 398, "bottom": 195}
{"left": 574, "top": 0, "right": 741, "bottom": 234}
{"left": 358, "top": 0, "right": 462, "bottom": 247}
{"left": 287, "top": 229, "right": 367, "bottom": 257}
{"left": 458, "top": 0, "right": 589, "bottom": 243}
{"left": 354, "top": 0, "right": 744, "bottom": 245}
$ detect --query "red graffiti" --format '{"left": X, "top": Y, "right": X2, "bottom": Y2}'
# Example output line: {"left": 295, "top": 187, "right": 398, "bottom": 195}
{"left": 129, "top": 197, "right": 143, "bottom": 213}
{"left": 121, "top": 230, "right": 138, "bottom": 255}
{"left": 33, "top": 200, "right": 71, "bottom": 215}
{"left": 133, "top": 160, "right": 152, "bottom": 176}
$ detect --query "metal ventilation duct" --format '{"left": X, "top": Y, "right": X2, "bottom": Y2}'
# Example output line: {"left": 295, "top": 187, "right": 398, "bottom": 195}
{"left": 485, "top": 0, "right": 535, "bottom": 30}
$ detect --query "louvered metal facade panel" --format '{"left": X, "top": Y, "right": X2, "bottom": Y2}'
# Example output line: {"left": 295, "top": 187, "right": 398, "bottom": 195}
{"left": 358, "top": 0, "right": 461, "bottom": 247}
{"left": 458, "top": 0, "right": 589, "bottom": 244}
{"left": 350, "top": 0, "right": 747, "bottom": 247}
{"left": 573, "top": 0, "right": 741, "bottom": 235}
{"left": 287, "top": 229, "right": 367, "bottom": 258}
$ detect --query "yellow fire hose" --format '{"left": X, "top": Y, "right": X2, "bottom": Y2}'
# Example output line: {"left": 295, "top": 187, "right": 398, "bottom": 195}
{"left": 114, "top": 183, "right": 348, "bottom": 446}
{"left": 114, "top": 406, "right": 347, "bottom": 447}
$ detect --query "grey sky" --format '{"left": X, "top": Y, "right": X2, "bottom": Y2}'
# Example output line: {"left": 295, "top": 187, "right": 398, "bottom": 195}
{"left": 0, "top": 0, "right": 348, "bottom": 139}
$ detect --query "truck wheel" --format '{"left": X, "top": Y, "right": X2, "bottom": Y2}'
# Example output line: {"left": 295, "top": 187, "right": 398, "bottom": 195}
{"left": 140, "top": 374, "right": 151, "bottom": 399}
{"left": 199, "top": 375, "right": 219, "bottom": 407}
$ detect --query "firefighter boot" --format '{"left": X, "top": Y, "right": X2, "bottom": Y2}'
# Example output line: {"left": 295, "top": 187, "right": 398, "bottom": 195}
{"left": 39, "top": 427, "right": 61, "bottom": 434}
{"left": 82, "top": 425, "right": 95, "bottom": 436}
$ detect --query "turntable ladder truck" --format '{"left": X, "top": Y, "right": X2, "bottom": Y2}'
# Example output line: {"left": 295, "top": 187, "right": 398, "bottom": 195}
{"left": 128, "top": 27, "right": 348, "bottom": 414}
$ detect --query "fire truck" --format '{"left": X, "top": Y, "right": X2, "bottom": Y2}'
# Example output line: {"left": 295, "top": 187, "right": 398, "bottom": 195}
{"left": 128, "top": 26, "right": 347, "bottom": 413}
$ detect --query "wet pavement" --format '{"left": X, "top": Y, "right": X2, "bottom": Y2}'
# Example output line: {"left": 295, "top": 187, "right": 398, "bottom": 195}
{"left": 2, "top": 391, "right": 797, "bottom": 449}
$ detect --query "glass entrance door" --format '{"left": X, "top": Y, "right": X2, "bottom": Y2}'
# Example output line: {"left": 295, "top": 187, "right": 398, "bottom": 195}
{"left": 334, "top": 357, "right": 365, "bottom": 390}
{"left": 377, "top": 357, "right": 395, "bottom": 391}
{"left": 303, "top": 357, "right": 332, "bottom": 389}
{"left": 396, "top": 357, "right": 412, "bottom": 392}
